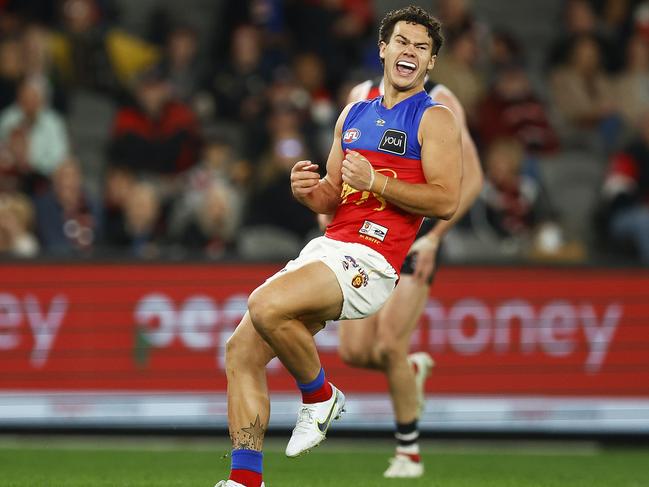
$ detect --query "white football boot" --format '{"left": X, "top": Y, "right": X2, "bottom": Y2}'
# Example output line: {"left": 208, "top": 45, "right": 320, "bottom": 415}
{"left": 383, "top": 454, "right": 424, "bottom": 478}
{"left": 214, "top": 481, "right": 265, "bottom": 487}
{"left": 285, "top": 383, "right": 345, "bottom": 457}
{"left": 407, "top": 352, "right": 435, "bottom": 415}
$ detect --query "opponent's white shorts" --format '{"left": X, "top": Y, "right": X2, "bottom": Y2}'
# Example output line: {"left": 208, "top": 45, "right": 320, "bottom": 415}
{"left": 268, "top": 236, "right": 397, "bottom": 320}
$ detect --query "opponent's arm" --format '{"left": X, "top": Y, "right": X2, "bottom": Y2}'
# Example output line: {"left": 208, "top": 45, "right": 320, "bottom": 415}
{"left": 342, "top": 105, "right": 462, "bottom": 220}
{"left": 290, "top": 104, "right": 352, "bottom": 215}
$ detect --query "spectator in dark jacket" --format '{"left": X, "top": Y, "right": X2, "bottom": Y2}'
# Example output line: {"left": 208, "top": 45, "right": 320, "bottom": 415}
{"left": 472, "top": 138, "right": 558, "bottom": 254}
{"left": 602, "top": 110, "right": 649, "bottom": 265}
{"left": 34, "top": 156, "right": 101, "bottom": 255}
{"left": 478, "top": 64, "right": 559, "bottom": 155}
{"left": 107, "top": 69, "right": 201, "bottom": 197}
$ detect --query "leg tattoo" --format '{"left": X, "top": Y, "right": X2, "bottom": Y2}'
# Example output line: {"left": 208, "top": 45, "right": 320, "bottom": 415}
{"left": 233, "top": 415, "right": 265, "bottom": 451}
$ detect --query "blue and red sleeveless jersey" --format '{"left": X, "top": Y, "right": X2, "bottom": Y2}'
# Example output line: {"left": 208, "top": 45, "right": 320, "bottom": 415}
{"left": 325, "top": 90, "right": 437, "bottom": 273}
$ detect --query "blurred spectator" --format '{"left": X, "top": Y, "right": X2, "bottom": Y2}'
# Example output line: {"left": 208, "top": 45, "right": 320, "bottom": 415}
{"left": 243, "top": 113, "right": 318, "bottom": 243}
{"left": 471, "top": 138, "right": 558, "bottom": 255}
{"left": 0, "top": 191, "right": 39, "bottom": 257}
{"left": 203, "top": 24, "right": 271, "bottom": 145}
{"left": 262, "top": 72, "right": 322, "bottom": 163}
{"left": 432, "top": 28, "right": 485, "bottom": 124}
{"left": 550, "top": 34, "right": 620, "bottom": 150}
{"left": 614, "top": 34, "right": 649, "bottom": 127}
{"left": 0, "top": 2, "right": 23, "bottom": 39}
{"left": 34, "top": 157, "right": 101, "bottom": 255}
{"left": 49, "top": 0, "right": 158, "bottom": 94}
{"left": 1, "top": 0, "right": 58, "bottom": 25}
{"left": 633, "top": 1, "right": 649, "bottom": 42}
{"left": 182, "top": 134, "right": 242, "bottom": 188}
{"left": 478, "top": 64, "right": 559, "bottom": 155}
{"left": 103, "top": 181, "right": 163, "bottom": 258}
{"left": 168, "top": 135, "right": 245, "bottom": 257}
{"left": 285, "top": 0, "right": 373, "bottom": 89}
{"left": 170, "top": 179, "right": 240, "bottom": 259}
{"left": 438, "top": 0, "right": 489, "bottom": 51}
{"left": 0, "top": 76, "right": 69, "bottom": 192}
{"left": 155, "top": 25, "right": 203, "bottom": 103}
{"left": 293, "top": 52, "right": 336, "bottom": 160}
{"left": 0, "top": 38, "right": 23, "bottom": 111}
{"left": 107, "top": 69, "right": 201, "bottom": 197}
{"left": 596, "top": 0, "right": 637, "bottom": 69}
{"left": 211, "top": 0, "right": 287, "bottom": 69}
{"left": 21, "top": 23, "right": 68, "bottom": 113}
{"left": 101, "top": 164, "right": 135, "bottom": 249}
{"left": 546, "top": 0, "right": 615, "bottom": 71}
{"left": 487, "top": 30, "right": 524, "bottom": 82}
{"left": 601, "top": 110, "right": 649, "bottom": 265}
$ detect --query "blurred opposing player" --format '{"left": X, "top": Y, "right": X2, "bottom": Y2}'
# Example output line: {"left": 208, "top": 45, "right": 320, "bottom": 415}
{"left": 216, "top": 6, "right": 462, "bottom": 487}
{"left": 332, "top": 62, "right": 483, "bottom": 480}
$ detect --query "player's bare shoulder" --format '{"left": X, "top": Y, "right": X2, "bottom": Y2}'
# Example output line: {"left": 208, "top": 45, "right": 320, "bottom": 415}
{"left": 418, "top": 103, "right": 460, "bottom": 145}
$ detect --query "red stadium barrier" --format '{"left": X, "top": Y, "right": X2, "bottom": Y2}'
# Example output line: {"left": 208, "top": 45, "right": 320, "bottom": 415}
{"left": 1, "top": 264, "right": 648, "bottom": 431}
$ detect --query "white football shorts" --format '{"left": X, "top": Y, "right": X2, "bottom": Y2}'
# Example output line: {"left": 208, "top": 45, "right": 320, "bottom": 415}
{"left": 267, "top": 236, "right": 397, "bottom": 320}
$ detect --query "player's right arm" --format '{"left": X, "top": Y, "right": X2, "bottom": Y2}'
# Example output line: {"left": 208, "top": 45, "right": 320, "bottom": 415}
{"left": 312, "top": 82, "right": 370, "bottom": 225}
{"left": 290, "top": 103, "right": 353, "bottom": 215}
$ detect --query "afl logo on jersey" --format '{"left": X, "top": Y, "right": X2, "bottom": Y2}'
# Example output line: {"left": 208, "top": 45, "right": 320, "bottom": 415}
{"left": 343, "top": 128, "right": 361, "bottom": 144}
{"left": 378, "top": 129, "right": 407, "bottom": 155}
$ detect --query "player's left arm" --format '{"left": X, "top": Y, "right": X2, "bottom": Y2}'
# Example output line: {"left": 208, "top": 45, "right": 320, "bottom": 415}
{"left": 422, "top": 87, "right": 484, "bottom": 247}
{"left": 353, "top": 106, "right": 462, "bottom": 219}
{"left": 343, "top": 106, "right": 461, "bottom": 219}
{"left": 407, "top": 89, "right": 483, "bottom": 282}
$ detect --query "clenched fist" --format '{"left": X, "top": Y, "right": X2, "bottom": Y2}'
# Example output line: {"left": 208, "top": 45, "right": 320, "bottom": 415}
{"left": 291, "top": 160, "right": 320, "bottom": 198}
{"left": 341, "top": 149, "right": 374, "bottom": 191}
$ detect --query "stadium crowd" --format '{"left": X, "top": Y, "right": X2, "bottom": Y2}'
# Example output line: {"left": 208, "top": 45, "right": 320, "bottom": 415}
{"left": 0, "top": 0, "right": 648, "bottom": 265}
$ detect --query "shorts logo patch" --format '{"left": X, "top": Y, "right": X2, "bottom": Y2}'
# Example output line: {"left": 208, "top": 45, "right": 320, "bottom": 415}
{"left": 351, "top": 274, "right": 364, "bottom": 288}
{"left": 343, "top": 128, "right": 361, "bottom": 144}
{"left": 344, "top": 256, "right": 369, "bottom": 288}
{"left": 378, "top": 129, "right": 407, "bottom": 155}
{"left": 359, "top": 220, "right": 388, "bottom": 242}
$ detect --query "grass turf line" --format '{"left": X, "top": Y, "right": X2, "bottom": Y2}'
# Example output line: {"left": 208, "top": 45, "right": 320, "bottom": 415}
{"left": 0, "top": 440, "right": 648, "bottom": 487}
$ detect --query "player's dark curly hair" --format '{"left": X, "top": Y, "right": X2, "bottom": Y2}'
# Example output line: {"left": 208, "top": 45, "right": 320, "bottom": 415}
{"left": 378, "top": 5, "right": 444, "bottom": 56}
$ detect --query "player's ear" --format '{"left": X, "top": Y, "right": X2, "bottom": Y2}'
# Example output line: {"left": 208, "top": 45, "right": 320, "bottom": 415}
{"left": 379, "top": 41, "right": 387, "bottom": 62}
{"left": 428, "top": 55, "right": 436, "bottom": 71}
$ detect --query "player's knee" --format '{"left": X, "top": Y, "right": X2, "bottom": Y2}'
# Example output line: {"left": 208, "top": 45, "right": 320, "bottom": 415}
{"left": 339, "top": 343, "right": 371, "bottom": 368}
{"left": 248, "top": 287, "right": 285, "bottom": 335}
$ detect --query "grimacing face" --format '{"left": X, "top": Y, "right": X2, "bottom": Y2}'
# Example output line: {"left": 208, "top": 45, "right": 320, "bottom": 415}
{"left": 379, "top": 21, "right": 435, "bottom": 92}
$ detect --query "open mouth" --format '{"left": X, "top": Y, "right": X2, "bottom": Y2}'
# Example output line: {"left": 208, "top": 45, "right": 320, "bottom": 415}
{"left": 395, "top": 60, "right": 417, "bottom": 77}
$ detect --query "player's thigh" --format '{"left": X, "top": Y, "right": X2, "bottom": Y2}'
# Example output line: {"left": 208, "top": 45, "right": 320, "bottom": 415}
{"left": 338, "top": 313, "right": 379, "bottom": 358}
{"left": 376, "top": 274, "right": 430, "bottom": 347}
{"left": 251, "top": 260, "right": 344, "bottom": 325}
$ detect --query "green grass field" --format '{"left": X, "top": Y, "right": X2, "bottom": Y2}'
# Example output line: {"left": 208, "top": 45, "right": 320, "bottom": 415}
{"left": 1, "top": 436, "right": 648, "bottom": 487}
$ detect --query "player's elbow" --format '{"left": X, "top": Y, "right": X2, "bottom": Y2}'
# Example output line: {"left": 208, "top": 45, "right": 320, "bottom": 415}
{"left": 427, "top": 188, "right": 459, "bottom": 220}
{"left": 434, "top": 202, "right": 457, "bottom": 221}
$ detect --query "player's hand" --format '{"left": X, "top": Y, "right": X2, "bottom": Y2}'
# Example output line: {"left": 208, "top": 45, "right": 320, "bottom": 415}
{"left": 341, "top": 149, "right": 374, "bottom": 191}
{"left": 408, "top": 234, "right": 440, "bottom": 284}
{"left": 291, "top": 160, "right": 320, "bottom": 198}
